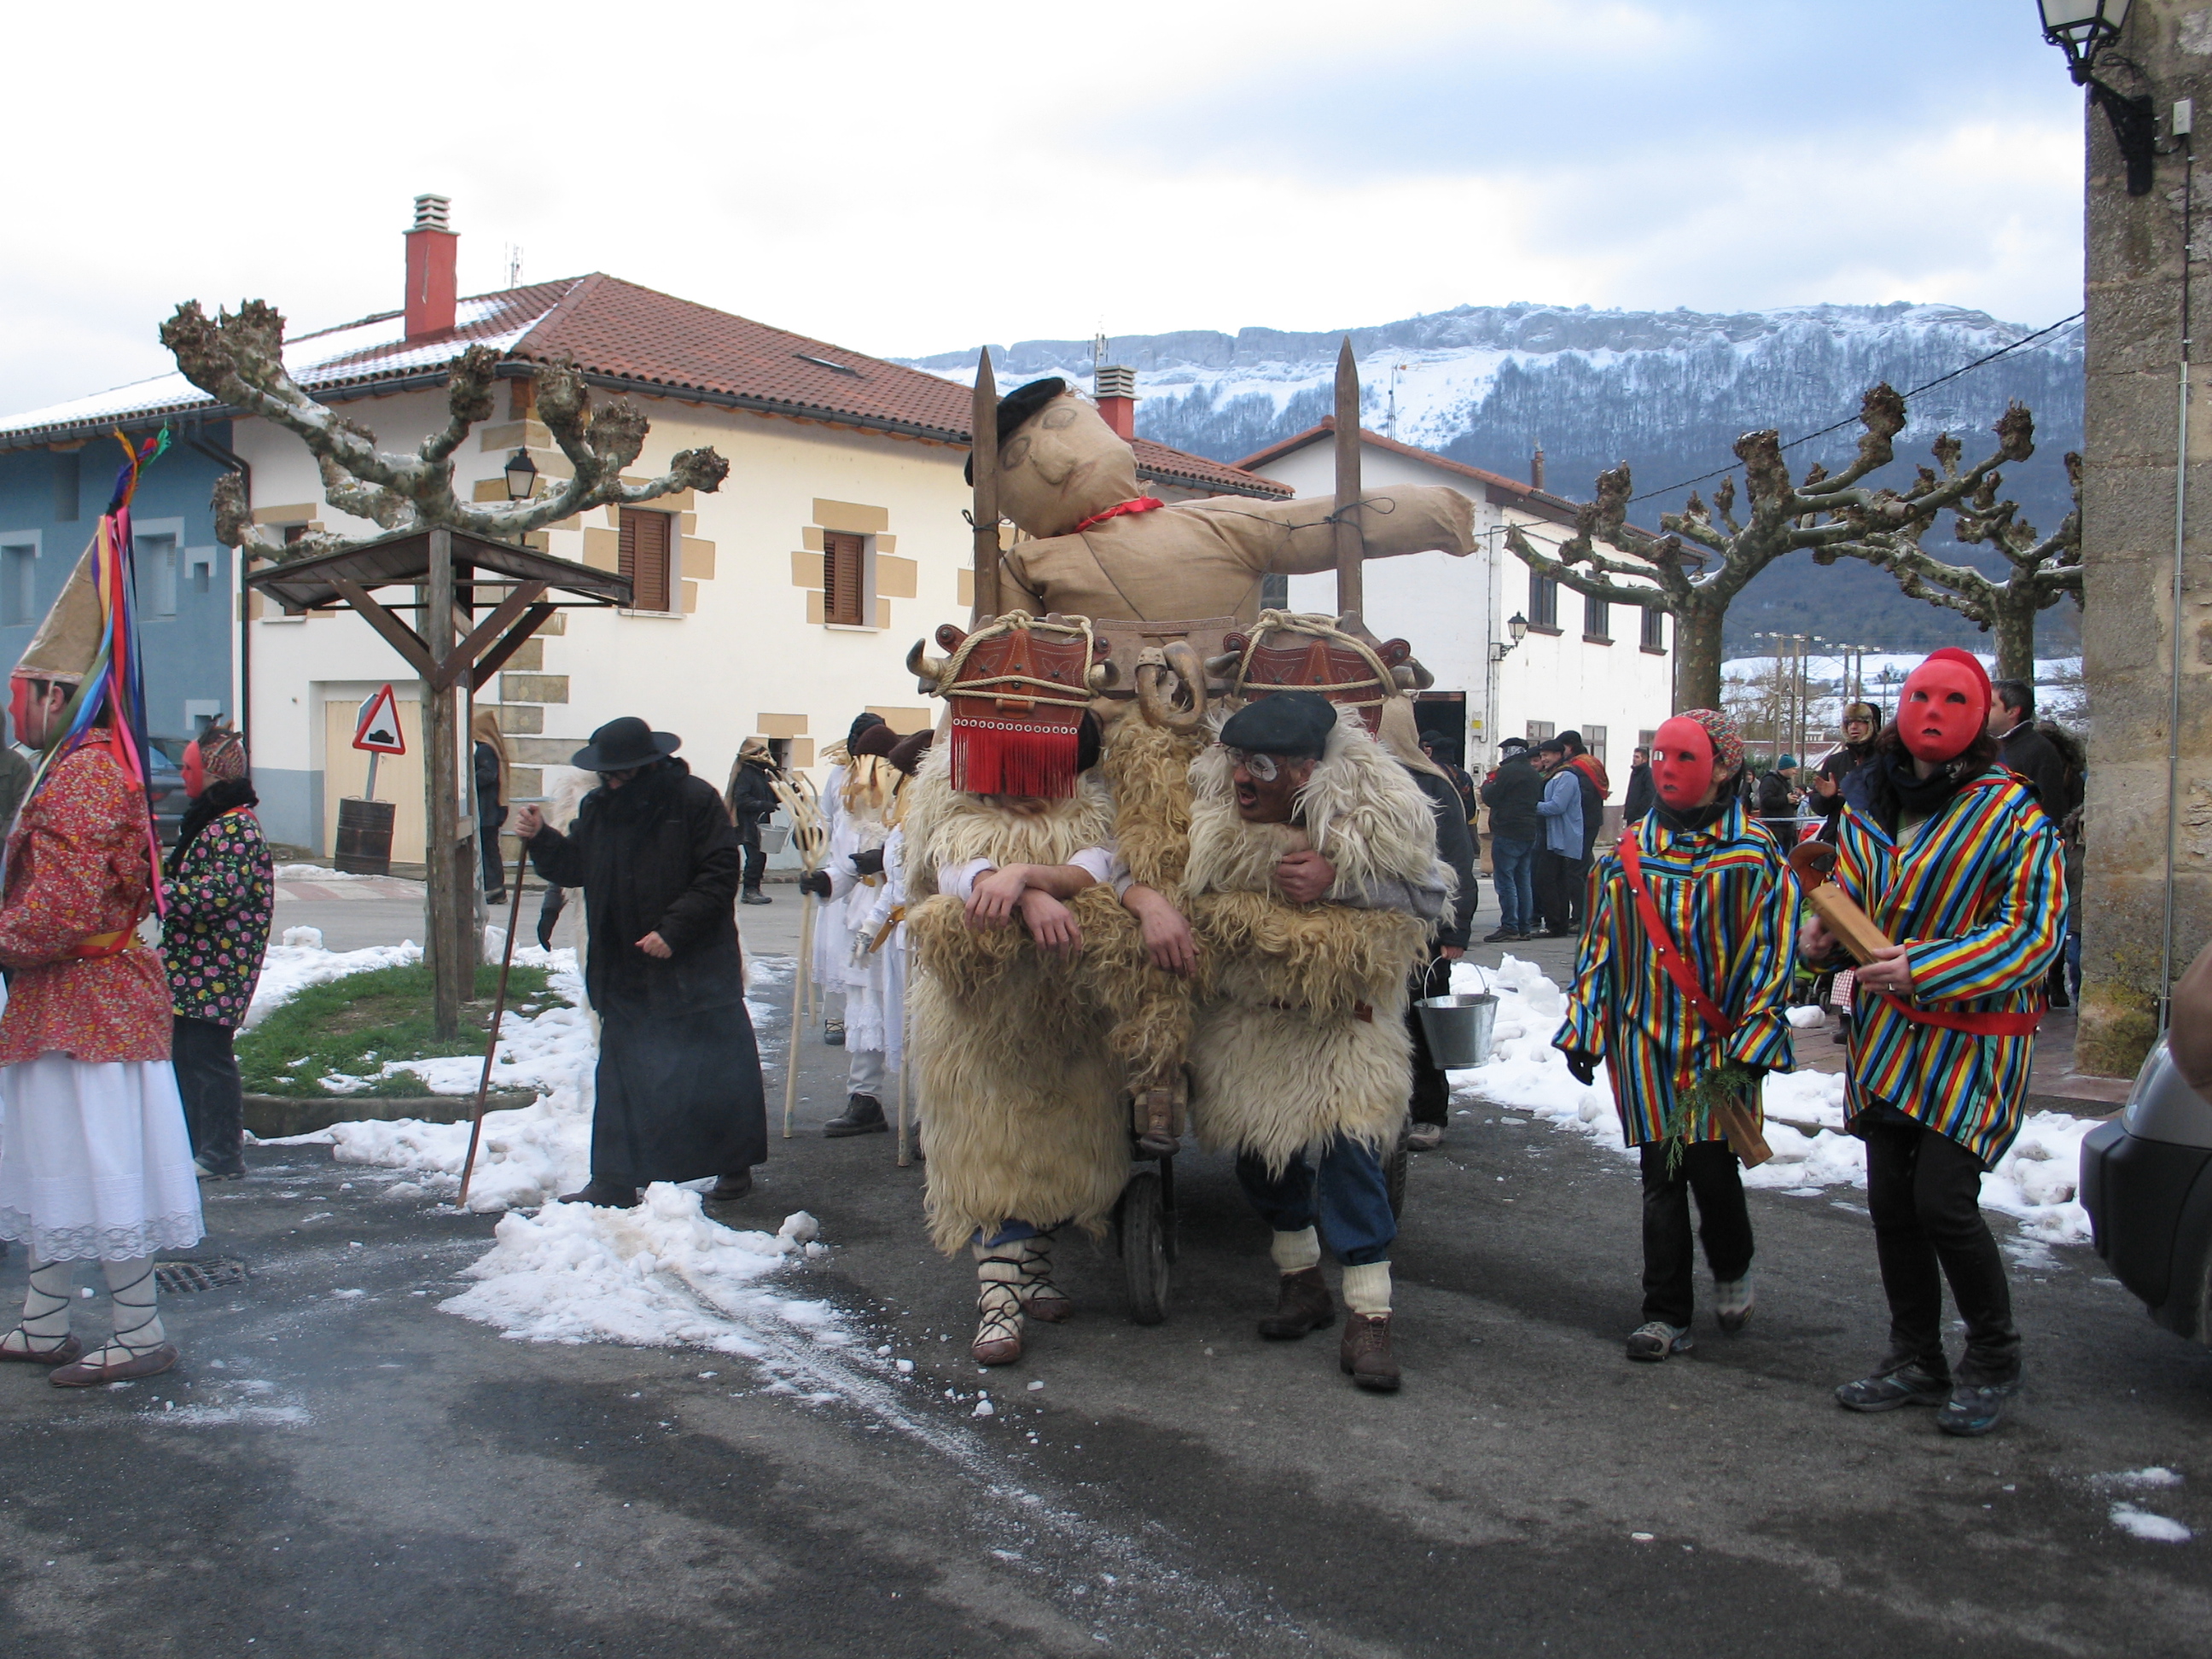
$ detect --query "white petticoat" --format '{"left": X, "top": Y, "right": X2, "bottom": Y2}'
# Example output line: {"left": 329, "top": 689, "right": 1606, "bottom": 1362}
{"left": 0, "top": 1054, "right": 206, "bottom": 1262}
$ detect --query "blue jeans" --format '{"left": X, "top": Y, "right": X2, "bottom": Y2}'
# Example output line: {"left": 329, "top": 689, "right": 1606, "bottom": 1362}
{"left": 1490, "top": 835, "right": 1536, "bottom": 934}
{"left": 1236, "top": 1135, "right": 1395, "bottom": 1266}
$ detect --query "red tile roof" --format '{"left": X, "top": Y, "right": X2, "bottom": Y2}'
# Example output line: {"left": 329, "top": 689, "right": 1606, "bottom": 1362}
{"left": 1, "top": 275, "right": 1291, "bottom": 498}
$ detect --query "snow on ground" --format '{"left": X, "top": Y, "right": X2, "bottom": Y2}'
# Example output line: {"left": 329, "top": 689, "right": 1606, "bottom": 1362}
{"left": 1447, "top": 956, "right": 2098, "bottom": 1245}
{"left": 247, "top": 938, "right": 837, "bottom": 1358}
{"left": 2109, "top": 1505, "right": 2193, "bottom": 1543}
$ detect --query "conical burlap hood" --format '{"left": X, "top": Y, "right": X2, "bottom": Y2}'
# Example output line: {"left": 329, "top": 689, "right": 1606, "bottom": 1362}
{"left": 15, "top": 539, "right": 103, "bottom": 687}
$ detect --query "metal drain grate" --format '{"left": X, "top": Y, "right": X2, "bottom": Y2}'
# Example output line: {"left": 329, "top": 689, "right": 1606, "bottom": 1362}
{"left": 154, "top": 1259, "right": 248, "bottom": 1295}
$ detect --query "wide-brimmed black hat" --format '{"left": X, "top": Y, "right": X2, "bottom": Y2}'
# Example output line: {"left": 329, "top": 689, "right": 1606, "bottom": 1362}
{"left": 964, "top": 376, "right": 1070, "bottom": 484}
{"left": 571, "top": 716, "right": 680, "bottom": 771}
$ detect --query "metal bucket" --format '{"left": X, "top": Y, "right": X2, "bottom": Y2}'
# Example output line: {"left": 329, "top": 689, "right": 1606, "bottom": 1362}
{"left": 760, "top": 822, "right": 792, "bottom": 853}
{"left": 1416, "top": 970, "right": 1498, "bottom": 1069}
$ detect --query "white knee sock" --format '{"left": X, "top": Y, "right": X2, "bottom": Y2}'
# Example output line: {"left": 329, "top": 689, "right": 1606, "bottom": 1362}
{"left": 1342, "top": 1260, "right": 1393, "bottom": 1317}
{"left": 86, "top": 1258, "right": 165, "bottom": 1365}
{"left": 1270, "top": 1227, "right": 1321, "bottom": 1274}
{"left": 3, "top": 1259, "right": 74, "bottom": 1353}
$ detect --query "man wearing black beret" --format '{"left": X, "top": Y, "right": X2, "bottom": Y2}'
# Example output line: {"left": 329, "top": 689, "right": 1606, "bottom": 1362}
{"left": 1124, "top": 691, "right": 1449, "bottom": 1391}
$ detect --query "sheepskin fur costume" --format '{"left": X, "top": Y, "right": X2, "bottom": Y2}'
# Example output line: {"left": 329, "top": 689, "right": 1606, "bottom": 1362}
{"left": 1184, "top": 707, "right": 1441, "bottom": 1175}
{"left": 904, "top": 753, "right": 1131, "bottom": 1254}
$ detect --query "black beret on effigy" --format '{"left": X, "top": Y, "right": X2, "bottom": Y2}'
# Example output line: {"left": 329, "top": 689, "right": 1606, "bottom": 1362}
{"left": 964, "top": 377, "right": 1071, "bottom": 483}
{"left": 1220, "top": 690, "right": 1338, "bottom": 760}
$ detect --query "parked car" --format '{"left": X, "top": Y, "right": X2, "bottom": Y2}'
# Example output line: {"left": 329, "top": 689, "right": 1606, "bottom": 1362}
{"left": 2079, "top": 1038, "right": 2212, "bottom": 1345}
{"left": 147, "top": 736, "right": 190, "bottom": 846}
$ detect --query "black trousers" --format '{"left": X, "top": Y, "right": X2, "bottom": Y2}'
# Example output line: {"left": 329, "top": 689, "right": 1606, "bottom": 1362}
{"left": 1639, "top": 1140, "right": 1753, "bottom": 1326}
{"left": 1534, "top": 850, "right": 1585, "bottom": 933}
{"left": 173, "top": 1014, "right": 245, "bottom": 1175}
{"left": 1406, "top": 954, "right": 1452, "bottom": 1126}
{"left": 480, "top": 815, "right": 508, "bottom": 894}
{"left": 739, "top": 832, "right": 766, "bottom": 893}
{"left": 1863, "top": 1111, "right": 2020, "bottom": 1384}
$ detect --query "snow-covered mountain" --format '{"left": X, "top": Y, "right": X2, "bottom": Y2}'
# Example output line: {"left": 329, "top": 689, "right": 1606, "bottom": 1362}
{"left": 904, "top": 302, "right": 2085, "bottom": 656}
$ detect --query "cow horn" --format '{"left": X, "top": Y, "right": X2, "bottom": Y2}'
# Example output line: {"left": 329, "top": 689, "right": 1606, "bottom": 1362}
{"left": 1163, "top": 639, "right": 1210, "bottom": 731}
{"left": 906, "top": 637, "right": 952, "bottom": 692}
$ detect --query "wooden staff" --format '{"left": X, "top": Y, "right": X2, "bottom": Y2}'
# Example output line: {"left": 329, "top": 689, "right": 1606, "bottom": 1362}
{"left": 971, "top": 347, "right": 1000, "bottom": 624}
{"left": 774, "top": 773, "right": 828, "bottom": 1139}
{"left": 1333, "top": 336, "right": 1364, "bottom": 617}
{"left": 895, "top": 928, "right": 913, "bottom": 1167}
{"left": 456, "top": 837, "right": 533, "bottom": 1209}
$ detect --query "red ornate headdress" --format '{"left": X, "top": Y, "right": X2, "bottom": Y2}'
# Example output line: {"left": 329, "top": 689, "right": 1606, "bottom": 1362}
{"left": 913, "top": 612, "right": 1109, "bottom": 797}
{"left": 1223, "top": 611, "right": 1417, "bottom": 735}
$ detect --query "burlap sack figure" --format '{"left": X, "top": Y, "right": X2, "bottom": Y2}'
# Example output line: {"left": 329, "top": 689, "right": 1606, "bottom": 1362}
{"left": 981, "top": 383, "right": 1476, "bottom": 627}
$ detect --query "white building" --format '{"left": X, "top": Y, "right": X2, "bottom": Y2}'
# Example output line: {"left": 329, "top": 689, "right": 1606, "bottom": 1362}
{"left": 0, "top": 202, "right": 1287, "bottom": 860}
{"left": 1237, "top": 422, "right": 1674, "bottom": 806}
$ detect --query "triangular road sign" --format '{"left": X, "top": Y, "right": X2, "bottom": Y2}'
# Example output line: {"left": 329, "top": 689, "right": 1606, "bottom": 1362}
{"left": 353, "top": 684, "right": 407, "bottom": 754}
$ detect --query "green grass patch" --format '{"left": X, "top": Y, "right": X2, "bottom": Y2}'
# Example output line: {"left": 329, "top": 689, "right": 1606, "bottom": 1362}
{"left": 238, "top": 963, "right": 556, "bottom": 1098}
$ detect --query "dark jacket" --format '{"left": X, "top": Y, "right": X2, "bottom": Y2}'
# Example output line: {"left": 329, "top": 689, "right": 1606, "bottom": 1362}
{"left": 1480, "top": 751, "right": 1545, "bottom": 841}
{"left": 1622, "top": 763, "right": 1655, "bottom": 823}
{"left": 1999, "top": 721, "right": 2072, "bottom": 824}
{"left": 725, "top": 755, "right": 779, "bottom": 832}
{"left": 1813, "top": 741, "right": 1875, "bottom": 826}
{"left": 525, "top": 758, "right": 746, "bottom": 1017}
{"left": 1756, "top": 770, "right": 1797, "bottom": 831}
{"left": 473, "top": 741, "right": 506, "bottom": 830}
{"left": 1414, "top": 770, "right": 1480, "bottom": 952}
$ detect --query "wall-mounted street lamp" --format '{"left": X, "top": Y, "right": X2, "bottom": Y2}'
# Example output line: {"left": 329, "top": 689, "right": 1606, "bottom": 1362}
{"left": 503, "top": 447, "right": 539, "bottom": 501}
{"left": 2040, "top": 0, "right": 2157, "bottom": 195}
{"left": 1492, "top": 611, "right": 1528, "bottom": 662}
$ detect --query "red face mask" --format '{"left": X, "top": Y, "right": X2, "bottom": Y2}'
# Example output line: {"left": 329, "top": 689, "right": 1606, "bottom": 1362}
{"left": 1651, "top": 716, "right": 1718, "bottom": 810}
{"left": 1898, "top": 659, "right": 1986, "bottom": 763}
{"left": 182, "top": 741, "right": 207, "bottom": 798}
{"left": 8, "top": 677, "right": 33, "bottom": 746}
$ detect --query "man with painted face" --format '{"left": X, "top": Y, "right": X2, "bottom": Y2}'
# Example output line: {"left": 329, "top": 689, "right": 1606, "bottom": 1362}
{"left": 1555, "top": 708, "right": 1797, "bottom": 1361}
{"left": 1802, "top": 649, "right": 2066, "bottom": 1437}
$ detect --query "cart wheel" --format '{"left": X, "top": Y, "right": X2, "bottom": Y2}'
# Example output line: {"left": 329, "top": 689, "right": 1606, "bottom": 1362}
{"left": 1386, "top": 1127, "right": 1411, "bottom": 1220}
{"left": 1121, "top": 1168, "right": 1172, "bottom": 1325}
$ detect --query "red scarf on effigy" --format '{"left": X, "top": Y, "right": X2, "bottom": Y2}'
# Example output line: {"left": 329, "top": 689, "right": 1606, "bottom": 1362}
{"left": 1072, "top": 497, "right": 1165, "bottom": 534}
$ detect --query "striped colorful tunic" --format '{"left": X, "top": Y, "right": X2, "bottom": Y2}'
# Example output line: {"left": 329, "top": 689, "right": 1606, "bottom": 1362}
{"left": 1831, "top": 765, "right": 2066, "bottom": 1166}
{"left": 1554, "top": 800, "right": 1797, "bottom": 1147}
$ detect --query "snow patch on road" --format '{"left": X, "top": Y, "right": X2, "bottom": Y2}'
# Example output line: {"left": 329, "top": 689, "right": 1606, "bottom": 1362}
{"left": 1447, "top": 956, "right": 2098, "bottom": 1244}
{"left": 2110, "top": 1504, "right": 2193, "bottom": 1543}
{"left": 440, "top": 1187, "right": 842, "bottom": 1355}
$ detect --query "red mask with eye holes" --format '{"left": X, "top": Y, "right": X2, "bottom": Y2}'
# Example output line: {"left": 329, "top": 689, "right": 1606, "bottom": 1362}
{"left": 1651, "top": 716, "right": 1719, "bottom": 810}
{"left": 1898, "top": 650, "right": 1989, "bottom": 764}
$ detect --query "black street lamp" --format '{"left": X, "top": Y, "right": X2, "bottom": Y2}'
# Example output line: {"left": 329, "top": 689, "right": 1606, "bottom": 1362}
{"left": 503, "top": 447, "right": 538, "bottom": 501}
{"left": 2040, "top": 0, "right": 2157, "bottom": 196}
{"left": 1492, "top": 611, "right": 1528, "bottom": 661}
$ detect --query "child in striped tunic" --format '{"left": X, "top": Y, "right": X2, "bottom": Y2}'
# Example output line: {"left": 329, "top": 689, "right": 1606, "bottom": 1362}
{"left": 1556, "top": 707, "right": 1798, "bottom": 1362}
{"left": 1802, "top": 649, "right": 2066, "bottom": 1438}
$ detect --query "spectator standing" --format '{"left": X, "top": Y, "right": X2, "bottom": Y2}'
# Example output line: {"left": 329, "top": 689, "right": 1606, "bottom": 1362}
{"left": 1812, "top": 703, "right": 1881, "bottom": 835}
{"left": 725, "top": 737, "right": 782, "bottom": 906}
{"left": 1988, "top": 681, "right": 2071, "bottom": 824}
{"left": 1756, "top": 759, "right": 1799, "bottom": 843}
{"left": 472, "top": 709, "right": 510, "bottom": 905}
{"left": 1481, "top": 737, "right": 1543, "bottom": 941}
{"left": 1622, "top": 747, "right": 1655, "bottom": 824}
{"left": 1558, "top": 729, "right": 1610, "bottom": 873}
{"left": 1422, "top": 740, "right": 1478, "bottom": 828}
{"left": 162, "top": 725, "right": 275, "bottom": 1180}
{"left": 512, "top": 717, "right": 765, "bottom": 1209}
{"left": 1534, "top": 737, "right": 1586, "bottom": 937}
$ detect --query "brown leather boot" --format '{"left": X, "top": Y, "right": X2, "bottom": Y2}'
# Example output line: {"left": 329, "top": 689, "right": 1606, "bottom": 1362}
{"left": 1339, "top": 1313, "right": 1401, "bottom": 1392}
{"left": 1257, "top": 1266, "right": 1336, "bottom": 1340}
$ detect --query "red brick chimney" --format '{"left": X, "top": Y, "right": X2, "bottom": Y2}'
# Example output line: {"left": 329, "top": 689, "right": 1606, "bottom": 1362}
{"left": 404, "top": 194, "right": 458, "bottom": 341}
{"left": 1095, "top": 364, "right": 1137, "bottom": 440}
{"left": 1530, "top": 443, "right": 1546, "bottom": 491}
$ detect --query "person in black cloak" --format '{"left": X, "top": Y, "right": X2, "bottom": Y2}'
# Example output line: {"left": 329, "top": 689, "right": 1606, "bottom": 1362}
{"left": 510, "top": 716, "right": 765, "bottom": 1208}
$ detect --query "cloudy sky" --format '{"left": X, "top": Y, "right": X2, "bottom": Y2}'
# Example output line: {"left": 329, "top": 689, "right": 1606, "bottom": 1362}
{"left": 2, "top": 0, "right": 2083, "bottom": 414}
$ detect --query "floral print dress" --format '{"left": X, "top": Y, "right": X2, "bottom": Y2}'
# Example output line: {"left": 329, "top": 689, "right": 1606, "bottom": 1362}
{"left": 161, "top": 808, "right": 275, "bottom": 1028}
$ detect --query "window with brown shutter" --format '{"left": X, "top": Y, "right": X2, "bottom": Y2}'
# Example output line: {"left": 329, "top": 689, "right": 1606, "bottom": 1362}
{"left": 823, "top": 532, "right": 866, "bottom": 626}
{"left": 619, "top": 508, "right": 673, "bottom": 613}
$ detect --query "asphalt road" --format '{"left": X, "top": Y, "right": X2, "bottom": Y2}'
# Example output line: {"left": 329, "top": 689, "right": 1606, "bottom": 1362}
{"left": 0, "top": 888, "right": 2205, "bottom": 1656}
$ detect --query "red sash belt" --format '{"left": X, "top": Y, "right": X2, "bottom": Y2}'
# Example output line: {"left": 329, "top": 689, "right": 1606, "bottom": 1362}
{"left": 1616, "top": 827, "right": 1735, "bottom": 1038}
{"left": 1877, "top": 995, "right": 2042, "bottom": 1038}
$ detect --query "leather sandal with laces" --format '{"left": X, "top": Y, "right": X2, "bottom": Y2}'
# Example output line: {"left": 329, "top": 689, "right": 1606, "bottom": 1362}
{"left": 972, "top": 1246, "right": 1026, "bottom": 1365}
{"left": 0, "top": 1330, "right": 82, "bottom": 1366}
{"left": 1017, "top": 1232, "right": 1073, "bottom": 1324}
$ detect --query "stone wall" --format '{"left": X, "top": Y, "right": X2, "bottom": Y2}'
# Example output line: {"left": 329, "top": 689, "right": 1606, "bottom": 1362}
{"left": 2081, "top": 2, "right": 2212, "bottom": 1073}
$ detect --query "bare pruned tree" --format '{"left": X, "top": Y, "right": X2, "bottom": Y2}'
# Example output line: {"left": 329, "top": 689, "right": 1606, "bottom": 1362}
{"left": 159, "top": 300, "right": 729, "bottom": 559}
{"left": 1505, "top": 386, "right": 2051, "bottom": 711}
{"left": 1828, "top": 442, "right": 2082, "bottom": 684}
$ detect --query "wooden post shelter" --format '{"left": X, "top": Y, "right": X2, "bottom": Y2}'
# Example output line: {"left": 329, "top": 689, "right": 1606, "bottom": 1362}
{"left": 247, "top": 527, "right": 632, "bottom": 1038}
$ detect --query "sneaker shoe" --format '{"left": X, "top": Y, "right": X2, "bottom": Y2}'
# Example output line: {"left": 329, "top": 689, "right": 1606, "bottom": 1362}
{"left": 1833, "top": 1359, "right": 1951, "bottom": 1412}
{"left": 1626, "top": 1321, "right": 1691, "bottom": 1361}
{"left": 1714, "top": 1276, "right": 1753, "bottom": 1333}
{"left": 1406, "top": 1122, "right": 1444, "bottom": 1152}
{"left": 824, "top": 1094, "right": 888, "bottom": 1138}
{"left": 1936, "top": 1380, "right": 2017, "bottom": 1437}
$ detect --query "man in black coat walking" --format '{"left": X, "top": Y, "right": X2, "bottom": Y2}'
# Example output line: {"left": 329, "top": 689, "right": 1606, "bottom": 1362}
{"left": 725, "top": 737, "right": 782, "bottom": 905}
{"left": 1622, "top": 747, "right": 1655, "bottom": 824}
{"left": 512, "top": 717, "right": 766, "bottom": 1209}
{"left": 1988, "top": 680, "right": 2073, "bottom": 824}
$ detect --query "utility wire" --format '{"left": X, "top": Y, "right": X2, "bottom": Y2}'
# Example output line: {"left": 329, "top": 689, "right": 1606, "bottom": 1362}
{"left": 1625, "top": 311, "right": 2087, "bottom": 505}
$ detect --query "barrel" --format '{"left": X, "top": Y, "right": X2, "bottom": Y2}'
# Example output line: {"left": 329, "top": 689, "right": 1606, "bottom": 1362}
{"left": 334, "top": 796, "right": 397, "bottom": 876}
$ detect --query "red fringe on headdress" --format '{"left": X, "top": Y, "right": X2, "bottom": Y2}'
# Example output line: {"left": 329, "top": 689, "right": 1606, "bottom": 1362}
{"left": 949, "top": 719, "right": 1080, "bottom": 798}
